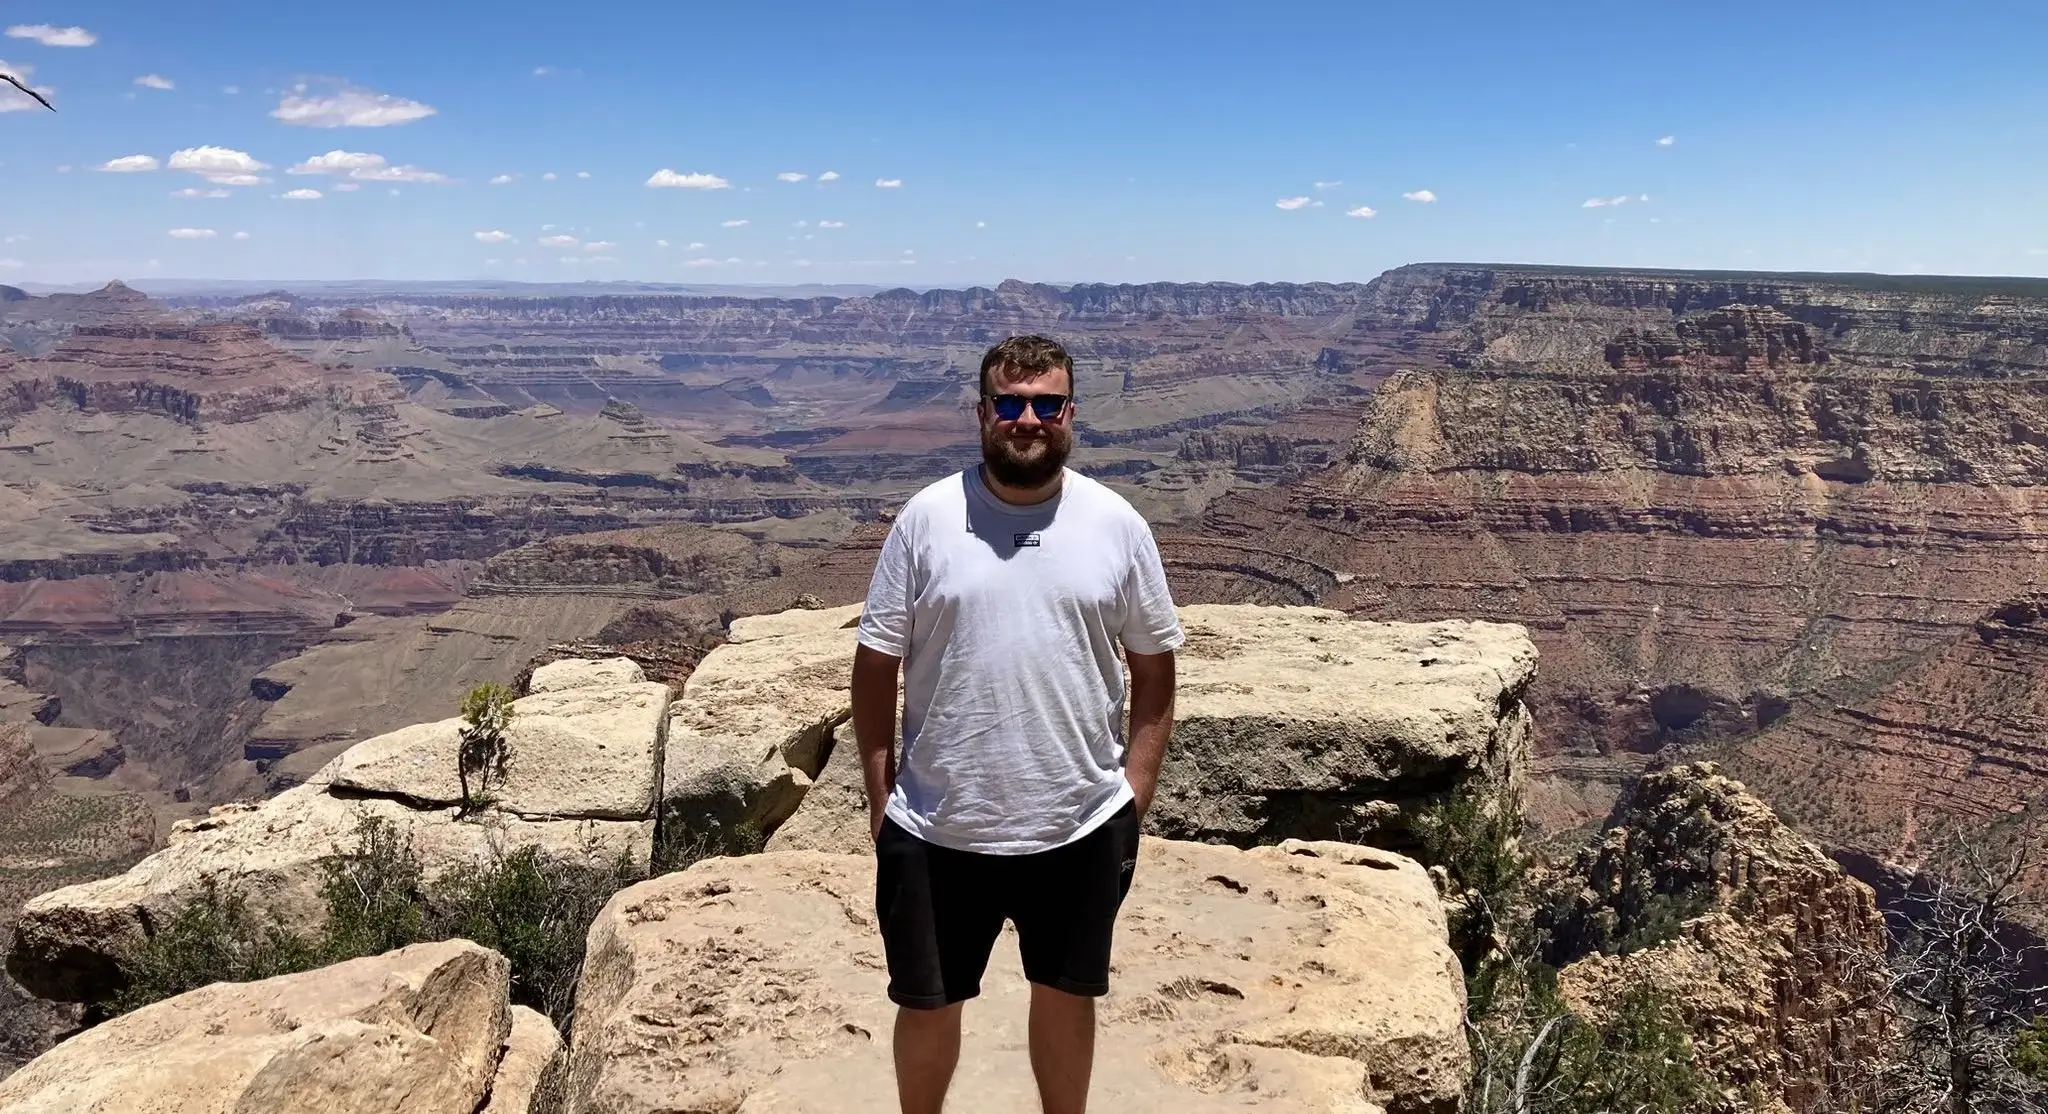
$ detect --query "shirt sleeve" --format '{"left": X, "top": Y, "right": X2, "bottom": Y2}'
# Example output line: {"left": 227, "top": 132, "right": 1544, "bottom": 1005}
{"left": 1119, "top": 517, "right": 1185, "bottom": 654}
{"left": 856, "top": 514, "right": 915, "bottom": 657}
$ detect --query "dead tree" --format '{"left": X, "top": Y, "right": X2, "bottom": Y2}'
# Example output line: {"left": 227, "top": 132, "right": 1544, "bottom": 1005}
{"left": 1877, "top": 832, "right": 2048, "bottom": 1114}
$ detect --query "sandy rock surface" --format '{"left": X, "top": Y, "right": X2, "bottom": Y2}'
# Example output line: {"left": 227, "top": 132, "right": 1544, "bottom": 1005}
{"left": 559, "top": 840, "right": 1465, "bottom": 1114}
{"left": 0, "top": 940, "right": 512, "bottom": 1114}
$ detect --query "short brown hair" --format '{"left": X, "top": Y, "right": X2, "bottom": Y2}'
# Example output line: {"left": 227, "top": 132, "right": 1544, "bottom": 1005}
{"left": 978, "top": 334, "right": 1074, "bottom": 398}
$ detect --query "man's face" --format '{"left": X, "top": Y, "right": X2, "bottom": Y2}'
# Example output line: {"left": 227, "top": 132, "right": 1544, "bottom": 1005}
{"left": 978, "top": 366, "right": 1074, "bottom": 488}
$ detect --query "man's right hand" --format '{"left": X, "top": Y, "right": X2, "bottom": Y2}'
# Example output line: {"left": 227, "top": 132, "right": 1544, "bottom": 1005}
{"left": 871, "top": 807, "right": 887, "bottom": 844}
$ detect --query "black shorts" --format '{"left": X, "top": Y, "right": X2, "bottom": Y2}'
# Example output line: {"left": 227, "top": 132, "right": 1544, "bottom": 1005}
{"left": 874, "top": 801, "right": 1140, "bottom": 1009}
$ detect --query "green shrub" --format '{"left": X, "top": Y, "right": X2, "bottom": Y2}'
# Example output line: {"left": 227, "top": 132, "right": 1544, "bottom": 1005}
{"left": 1413, "top": 779, "right": 1530, "bottom": 1011}
{"left": 107, "top": 879, "right": 323, "bottom": 1016}
{"left": 109, "top": 813, "right": 647, "bottom": 1029}
{"left": 457, "top": 682, "right": 517, "bottom": 816}
{"left": 433, "top": 845, "right": 641, "bottom": 1025}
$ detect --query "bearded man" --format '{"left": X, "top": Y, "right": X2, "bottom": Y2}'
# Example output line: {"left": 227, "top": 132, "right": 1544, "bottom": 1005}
{"left": 851, "top": 334, "right": 1183, "bottom": 1114}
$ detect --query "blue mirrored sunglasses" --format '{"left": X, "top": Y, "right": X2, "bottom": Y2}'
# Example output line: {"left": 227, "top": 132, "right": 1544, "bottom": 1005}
{"left": 985, "top": 393, "right": 1070, "bottom": 421}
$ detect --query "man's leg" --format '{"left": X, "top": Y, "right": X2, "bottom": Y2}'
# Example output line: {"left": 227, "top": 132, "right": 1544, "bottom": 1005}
{"left": 875, "top": 818, "right": 1006, "bottom": 1113}
{"left": 1012, "top": 801, "right": 1142, "bottom": 1114}
{"left": 895, "top": 1001, "right": 964, "bottom": 1114}
{"left": 1028, "top": 983, "right": 1096, "bottom": 1114}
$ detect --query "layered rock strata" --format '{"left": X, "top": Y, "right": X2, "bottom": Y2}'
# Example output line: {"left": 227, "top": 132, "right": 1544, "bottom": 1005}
{"left": 1545, "top": 763, "right": 1888, "bottom": 1114}
{"left": 1181, "top": 265, "right": 2048, "bottom": 836}
{"left": 560, "top": 840, "right": 1467, "bottom": 1114}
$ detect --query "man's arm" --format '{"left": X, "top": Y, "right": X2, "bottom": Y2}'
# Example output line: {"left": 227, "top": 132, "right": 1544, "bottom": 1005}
{"left": 851, "top": 643, "right": 902, "bottom": 841}
{"left": 1124, "top": 648, "right": 1176, "bottom": 820}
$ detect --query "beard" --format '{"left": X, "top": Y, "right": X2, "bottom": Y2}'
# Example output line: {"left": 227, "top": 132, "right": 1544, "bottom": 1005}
{"left": 981, "top": 421, "right": 1073, "bottom": 488}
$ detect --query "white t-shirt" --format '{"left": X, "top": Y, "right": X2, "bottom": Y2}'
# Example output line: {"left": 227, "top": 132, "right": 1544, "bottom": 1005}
{"left": 856, "top": 466, "right": 1185, "bottom": 855}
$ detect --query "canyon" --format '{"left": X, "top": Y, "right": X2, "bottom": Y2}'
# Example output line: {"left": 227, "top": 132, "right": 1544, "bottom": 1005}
{"left": 5, "top": 266, "right": 2048, "bottom": 1057}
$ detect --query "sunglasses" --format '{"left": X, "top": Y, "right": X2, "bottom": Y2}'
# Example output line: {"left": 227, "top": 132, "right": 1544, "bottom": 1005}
{"left": 984, "top": 393, "right": 1070, "bottom": 421}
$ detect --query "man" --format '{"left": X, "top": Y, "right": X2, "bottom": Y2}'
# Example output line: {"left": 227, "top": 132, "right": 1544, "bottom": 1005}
{"left": 851, "top": 334, "right": 1183, "bottom": 1114}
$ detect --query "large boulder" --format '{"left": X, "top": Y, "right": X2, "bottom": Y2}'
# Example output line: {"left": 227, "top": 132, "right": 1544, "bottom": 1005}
{"left": 1150, "top": 605, "right": 1534, "bottom": 848}
{"left": 558, "top": 840, "right": 1468, "bottom": 1114}
{"left": 766, "top": 604, "right": 1538, "bottom": 856}
{"left": 8, "top": 659, "right": 664, "bottom": 1003}
{"left": 0, "top": 939, "right": 548, "bottom": 1114}
{"left": 660, "top": 603, "right": 861, "bottom": 853}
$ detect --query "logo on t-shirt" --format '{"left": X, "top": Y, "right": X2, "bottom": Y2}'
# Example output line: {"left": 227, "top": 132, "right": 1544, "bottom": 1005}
{"left": 1013, "top": 532, "right": 1042, "bottom": 547}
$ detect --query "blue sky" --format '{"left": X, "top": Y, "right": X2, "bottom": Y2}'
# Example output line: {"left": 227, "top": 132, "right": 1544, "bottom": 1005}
{"left": 0, "top": 0, "right": 2043, "bottom": 287}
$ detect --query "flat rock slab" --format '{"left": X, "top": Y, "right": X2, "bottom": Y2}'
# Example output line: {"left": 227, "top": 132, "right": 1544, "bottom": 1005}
{"left": 0, "top": 940, "right": 513, "bottom": 1114}
{"left": 560, "top": 840, "right": 1466, "bottom": 1114}
{"left": 1152, "top": 605, "right": 1537, "bottom": 846}
{"left": 328, "top": 658, "right": 669, "bottom": 820}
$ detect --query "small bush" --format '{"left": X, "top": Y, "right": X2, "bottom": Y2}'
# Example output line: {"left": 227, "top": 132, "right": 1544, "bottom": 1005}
{"left": 107, "top": 880, "right": 323, "bottom": 1016}
{"left": 434, "top": 845, "right": 641, "bottom": 1025}
{"left": 109, "top": 813, "right": 647, "bottom": 1029}
{"left": 457, "top": 682, "right": 517, "bottom": 816}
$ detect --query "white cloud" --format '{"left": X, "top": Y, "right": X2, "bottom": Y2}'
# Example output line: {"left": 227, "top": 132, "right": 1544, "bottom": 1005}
{"left": 532, "top": 66, "right": 555, "bottom": 76}
{"left": 817, "top": 170, "right": 840, "bottom": 182}
{"left": 289, "top": 150, "right": 382, "bottom": 174}
{"left": 354, "top": 164, "right": 448, "bottom": 183}
{"left": 1, "top": 236, "right": 24, "bottom": 244}
{"left": 539, "top": 234, "right": 579, "bottom": 247}
{"left": 655, "top": 239, "right": 670, "bottom": 248}
{"left": 97, "top": 154, "right": 160, "bottom": 173}
{"left": 684, "top": 257, "right": 722, "bottom": 268}
{"left": 1639, "top": 193, "right": 1651, "bottom": 202}
{"left": 2026, "top": 248, "right": 2048, "bottom": 256}
{"left": 1403, "top": 189, "right": 1437, "bottom": 203}
{"left": 541, "top": 172, "right": 557, "bottom": 181}
{"left": 6, "top": 25, "right": 95, "bottom": 47}
{"left": 1314, "top": 180, "right": 1342, "bottom": 190}
{"left": 1346, "top": 206, "right": 1377, "bottom": 218}
{"left": 686, "top": 241, "right": 705, "bottom": 250}
{"left": 1275, "top": 196, "right": 1311, "bottom": 210}
{"left": 777, "top": 172, "right": 808, "bottom": 182}
{"left": 875, "top": 178, "right": 903, "bottom": 188}
{"left": 332, "top": 181, "right": 361, "bottom": 191}
{"left": 576, "top": 170, "right": 591, "bottom": 179}
{"left": 271, "top": 84, "right": 436, "bottom": 127}
{"left": 902, "top": 248, "right": 914, "bottom": 255}
{"left": 0, "top": 61, "right": 54, "bottom": 113}
{"left": 817, "top": 219, "right": 845, "bottom": 229}
{"left": 474, "top": 230, "right": 513, "bottom": 243}
{"left": 975, "top": 220, "right": 986, "bottom": 229}
{"left": 232, "top": 231, "right": 250, "bottom": 240}
{"left": 721, "top": 219, "right": 748, "bottom": 227}
{"left": 169, "top": 146, "right": 271, "bottom": 186}
{"left": 1657, "top": 135, "right": 1676, "bottom": 147}
{"left": 171, "top": 187, "right": 230, "bottom": 199}
{"left": 793, "top": 220, "right": 808, "bottom": 228}
{"left": 489, "top": 173, "right": 516, "bottom": 185}
{"left": 646, "top": 168, "right": 730, "bottom": 189}
{"left": 289, "top": 150, "right": 448, "bottom": 183}
{"left": 0, "top": 259, "right": 21, "bottom": 268}
{"left": 134, "top": 74, "right": 174, "bottom": 91}
{"left": 221, "top": 85, "right": 240, "bottom": 95}
{"left": 281, "top": 188, "right": 322, "bottom": 200}
{"left": 167, "top": 228, "right": 217, "bottom": 239}
{"left": 584, "top": 240, "right": 616, "bottom": 251}
{"left": 586, "top": 256, "right": 617, "bottom": 263}
{"left": 1581, "top": 195, "right": 1634, "bottom": 208}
